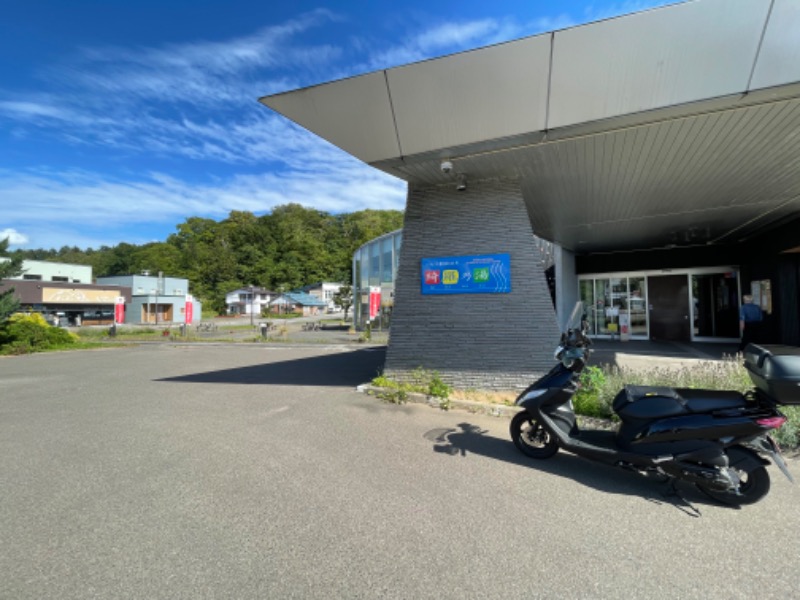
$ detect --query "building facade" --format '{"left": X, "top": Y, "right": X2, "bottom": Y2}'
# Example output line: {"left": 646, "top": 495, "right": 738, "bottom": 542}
{"left": 1, "top": 259, "right": 127, "bottom": 326}
{"left": 13, "top": 260, "right": 92, "bottom": 284}
{"left": 96, "top": 274, "right": 201, "bottom": 325}
{"left": 264, "top": 0, "right": 800, "bottom": 387}
{"left": 352, "top": 230, "right": 402, "bottom": 330}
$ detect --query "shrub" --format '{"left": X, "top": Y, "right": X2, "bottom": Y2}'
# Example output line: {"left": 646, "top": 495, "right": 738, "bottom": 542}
{"left": 573, "top": 366, "right": 612, "bottom": 418}
{"left": 574, "top": 357, "right": 799, "bottom": 449}
{"left": 0, "top": 313, "right": 78, "bottom": 355}
{"left": 427, "top": 371, "right": 452, "bottom": 400}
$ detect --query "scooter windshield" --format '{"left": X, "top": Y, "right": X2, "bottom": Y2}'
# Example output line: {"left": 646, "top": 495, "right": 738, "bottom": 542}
{"left": 562, "top": 301, "right": 586, "bottom": 334}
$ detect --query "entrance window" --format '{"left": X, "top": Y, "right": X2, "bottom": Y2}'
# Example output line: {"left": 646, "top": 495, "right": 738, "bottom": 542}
{"left": 628, "top": 277, "right": 647, "bottom": 336}
{"left": 579, "top": 280, "right": 595, "bottom": 332}
{"left": 592, "top": 278, "right": 626, "bottom": 335}
{"left": 579, "top": 275, "right": 647, "bottom": 338}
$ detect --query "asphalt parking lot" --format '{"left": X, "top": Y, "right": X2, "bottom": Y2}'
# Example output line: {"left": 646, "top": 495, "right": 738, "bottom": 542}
{"left": 1, "top": 344, "right": 798, "bottom": 599}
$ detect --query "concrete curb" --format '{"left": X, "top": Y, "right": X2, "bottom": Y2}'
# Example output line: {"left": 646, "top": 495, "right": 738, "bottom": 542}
{"left": 356, "top": 384, "right": 520, "bottom": 418}
{"left": 356, "top": 384, "right": 620, "bottom": 432}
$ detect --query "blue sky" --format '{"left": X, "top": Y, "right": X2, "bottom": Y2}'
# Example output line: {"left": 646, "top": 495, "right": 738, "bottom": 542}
{"left": 0, "top": 0, "right": 677, "bottom": 250}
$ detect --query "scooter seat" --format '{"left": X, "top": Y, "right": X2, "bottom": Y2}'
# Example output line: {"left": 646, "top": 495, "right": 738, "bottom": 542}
{"left": 675, "top": 389, "right": 747, "bottom": 413}
{"left": 613, "top": 386, "right": 686, "bottom": 420}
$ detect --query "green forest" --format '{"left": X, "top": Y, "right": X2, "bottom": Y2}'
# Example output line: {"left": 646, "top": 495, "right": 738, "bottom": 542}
{"left": 8, "top": 204, "right": 404, "bottom": 313}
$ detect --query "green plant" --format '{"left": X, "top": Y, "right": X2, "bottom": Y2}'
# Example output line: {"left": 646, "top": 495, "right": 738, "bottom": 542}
{"left": 0, "top": 313, "right": 78, "bottom": 355}
{"left": 370, "top": 374, "right": 410, "bottom": 404}
{"left": 773, "top": 406, "right": 800, "bottom": 450}
{"left": 371, "top": 368, "right": 453, "bottom": 408}
{"left": 573, "top": 366, "right": 613, "bottom": 418}
{"left": 358, "top": 322, "right": 372, "bottom": 343}
{"left": 428, "top": 371, "right": 452, "bottom": 400}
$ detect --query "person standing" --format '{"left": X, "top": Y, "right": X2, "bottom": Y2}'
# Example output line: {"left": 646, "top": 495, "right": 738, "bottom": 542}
{"left": 738, "top": 294, "right": 763, "bottom": 352}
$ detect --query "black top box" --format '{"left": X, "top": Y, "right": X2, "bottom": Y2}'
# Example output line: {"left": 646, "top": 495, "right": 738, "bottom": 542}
{"left": 744, "top": 344, "right": 800, "bottom": 405}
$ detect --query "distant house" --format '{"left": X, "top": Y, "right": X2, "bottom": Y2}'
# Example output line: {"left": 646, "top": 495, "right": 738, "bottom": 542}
{"left": 225, "top": 287, "right": 275, "bottom": 316}
{"left": 96, "top": 273, "right": 201, "bottom": 325}
{"left": 298, "top": 282, "right": 345, "bottom": 312}
{"left": 269, "top": 291, "right": 327, "bottom": 316}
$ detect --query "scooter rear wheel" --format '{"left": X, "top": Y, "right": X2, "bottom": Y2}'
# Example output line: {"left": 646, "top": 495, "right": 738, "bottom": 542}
{"left": 696, "top": 448, "right": 771, "bottom": 506}
{"left": 510, "top": 411, "right": 559, "bottom": 459}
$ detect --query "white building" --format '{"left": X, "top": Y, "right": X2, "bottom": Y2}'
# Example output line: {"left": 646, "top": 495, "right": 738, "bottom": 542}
{"left": 299, "top": 282, "right": 346, "bottom": 312}
{"left": 1, "top": 259, "right": 92, "bottom": 284}
{"left": 225, "top": 287, "right": 274, "bottom": 317}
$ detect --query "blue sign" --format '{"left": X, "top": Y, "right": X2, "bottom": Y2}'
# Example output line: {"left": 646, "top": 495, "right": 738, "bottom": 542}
{"left": 421, "top": 253, "right": 511, "bottom": 295}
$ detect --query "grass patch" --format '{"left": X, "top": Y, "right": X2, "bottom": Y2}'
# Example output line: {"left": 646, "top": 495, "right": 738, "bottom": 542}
{"left": 451, "top": 389, "right": 516, "bottom": 406}
{"left": 371, "top": 367, "right": 452, "bottom": 409}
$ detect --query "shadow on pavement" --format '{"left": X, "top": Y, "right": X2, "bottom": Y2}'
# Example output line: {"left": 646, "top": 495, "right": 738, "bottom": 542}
{"left": 157, "top": 347, "right": 386, "bottom": 387}
{"left": 425, "top": 422, "right": 726, "bottom": 516}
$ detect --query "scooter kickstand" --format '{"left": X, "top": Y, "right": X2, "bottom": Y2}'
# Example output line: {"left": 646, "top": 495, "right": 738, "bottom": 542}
{"left": 660, "top": 478, "right": 702, "bottom": 517}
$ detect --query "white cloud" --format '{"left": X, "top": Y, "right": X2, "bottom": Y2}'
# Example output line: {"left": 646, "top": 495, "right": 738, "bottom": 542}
{"left": 0, "top": 160, "right": 407, "bottom": 250}
{"left": 48, "top": 9, "right": 342, "bottom": 108}
{"left": 0, "top": 228, "right": 30, "bottom": 246}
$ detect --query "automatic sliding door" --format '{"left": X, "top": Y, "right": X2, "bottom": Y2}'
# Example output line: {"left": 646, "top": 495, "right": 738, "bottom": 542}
{"left": 692, "top": 272, "right": 739, "bottom": 339}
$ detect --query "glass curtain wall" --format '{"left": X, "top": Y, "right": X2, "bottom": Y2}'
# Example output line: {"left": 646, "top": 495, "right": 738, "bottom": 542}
{"left": 352, "top": 230, "right": 402, "bottom": 330}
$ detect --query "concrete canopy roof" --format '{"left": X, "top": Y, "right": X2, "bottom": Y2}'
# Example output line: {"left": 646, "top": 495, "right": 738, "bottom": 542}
{"left": 260, "top": 0, "right": 800, "bottom": 254}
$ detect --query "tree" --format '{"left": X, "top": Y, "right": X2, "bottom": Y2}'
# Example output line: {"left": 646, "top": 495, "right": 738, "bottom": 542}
{"left": 333, "top": 284, "right": 353, "bottom": 320}
{"left": 0, "top": 237, "right": 24, "bottom": 322}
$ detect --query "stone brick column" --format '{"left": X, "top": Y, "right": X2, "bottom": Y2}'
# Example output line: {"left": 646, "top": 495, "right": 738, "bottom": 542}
{"left": 385, "top": 178, "right": 560, "bottom": 390}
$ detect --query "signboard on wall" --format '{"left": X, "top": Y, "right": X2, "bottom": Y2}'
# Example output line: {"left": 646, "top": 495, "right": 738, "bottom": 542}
{"left": 43, "top": 288, "right": 118, "bottom": 304}
{"left": 421, "top": 253, "right": 511, "bottom": 295}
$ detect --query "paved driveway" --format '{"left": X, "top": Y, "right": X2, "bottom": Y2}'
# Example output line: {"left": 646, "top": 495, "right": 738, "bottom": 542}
{"left": 1, "top": 345, "right": 798, "bottom": 599}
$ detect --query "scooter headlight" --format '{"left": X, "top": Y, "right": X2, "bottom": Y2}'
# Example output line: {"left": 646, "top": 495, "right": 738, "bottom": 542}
{"left": 561, "top": 347, "right": 586, "bottom": 368}
{"left": 554, "top": 345, "right": 565, "bottom": 361}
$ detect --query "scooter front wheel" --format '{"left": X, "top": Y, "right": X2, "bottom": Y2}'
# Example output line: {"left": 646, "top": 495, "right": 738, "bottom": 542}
{"left": 510, "top": 411, "right": 559, "bottom": 459}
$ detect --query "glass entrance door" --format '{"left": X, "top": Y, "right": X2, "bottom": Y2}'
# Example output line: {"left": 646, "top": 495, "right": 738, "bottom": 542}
{"left": 692, "top": 272, "right": 739, "bottom": 340}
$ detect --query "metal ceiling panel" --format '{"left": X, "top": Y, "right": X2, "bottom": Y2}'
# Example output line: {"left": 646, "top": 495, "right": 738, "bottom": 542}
{"left": 548, "top": 0, "right": 772, "bottom": 129}
{"left": 386, "top": 35, "right": 551, "bottom": 157}
{"left": 750, "top": 0, "right": 800, "bottom": 90}
{"left": 520, "top": 96, "right": 800, "bottom": 252}
{"left": 258, "top": 72, "right": 400, "bottom": 164}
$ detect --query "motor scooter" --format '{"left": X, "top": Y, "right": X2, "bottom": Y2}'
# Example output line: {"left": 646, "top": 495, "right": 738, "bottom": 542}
{"left": 510, "top": 303, "right": 798, "bottom": 506}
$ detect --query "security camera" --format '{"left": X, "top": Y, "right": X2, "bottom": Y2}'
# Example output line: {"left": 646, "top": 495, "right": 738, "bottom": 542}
{"left": 456, "top": 173, "right": 467, "bottom": 192}
{"left": 440, "top": 160, "right": 453, "bottom": 174}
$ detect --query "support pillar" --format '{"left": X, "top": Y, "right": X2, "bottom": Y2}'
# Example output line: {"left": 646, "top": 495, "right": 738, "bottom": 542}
{"left": 385, "top": 179, "right": 560, "bottom": 390}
